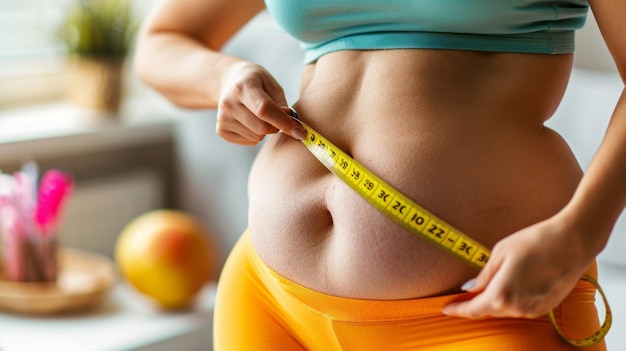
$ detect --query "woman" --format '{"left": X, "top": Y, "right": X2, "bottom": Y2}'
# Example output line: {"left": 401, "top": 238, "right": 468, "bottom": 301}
{"left": 134, "top": 1, "right": 626, "bottom": 350}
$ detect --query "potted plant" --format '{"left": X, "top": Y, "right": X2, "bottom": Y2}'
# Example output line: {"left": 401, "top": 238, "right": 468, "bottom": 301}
{"left": 57, "top": 0, "right": 136, "bottom": 113}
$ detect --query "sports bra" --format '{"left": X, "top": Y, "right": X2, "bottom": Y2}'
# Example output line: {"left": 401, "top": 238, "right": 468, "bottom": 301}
{"left": 263, "top": 0, "right": 589, "bottom": 63}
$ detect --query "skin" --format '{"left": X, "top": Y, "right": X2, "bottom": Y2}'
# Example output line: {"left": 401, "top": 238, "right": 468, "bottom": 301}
{"left": 134, "top": 0, "right": 626, "bottom": 321}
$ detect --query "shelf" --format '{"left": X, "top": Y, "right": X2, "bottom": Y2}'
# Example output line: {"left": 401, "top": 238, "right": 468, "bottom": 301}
{"left": 0, "top": 281, "right": 216, "bottom": 351}
{"left": 0, "top": 96, "right": 180, "bottom": 164}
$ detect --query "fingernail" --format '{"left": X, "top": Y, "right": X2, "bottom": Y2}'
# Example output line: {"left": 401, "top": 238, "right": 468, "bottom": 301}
{"left": 461, "top": 278, "right": 476, "bottom": 291}
{"left": 291, "top": 127, "right": 306, "bottom": 140}
{"left": 288, "top": 107, "right": 298, "bottom": 119}
{"left": 442, "top": 307, "right": 451, "bottom": 315}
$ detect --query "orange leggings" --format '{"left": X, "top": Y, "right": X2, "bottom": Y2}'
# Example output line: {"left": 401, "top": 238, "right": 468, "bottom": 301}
{"left": 214, "top": 231, "right": 606, "bottom": 351}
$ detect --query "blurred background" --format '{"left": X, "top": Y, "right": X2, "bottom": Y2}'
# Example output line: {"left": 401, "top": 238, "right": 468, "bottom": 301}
{"left": 0, "top": 1, "right": 624, "bottom": 350}
{"left": 0, "top": 0, "right": 307, "bottom": 267}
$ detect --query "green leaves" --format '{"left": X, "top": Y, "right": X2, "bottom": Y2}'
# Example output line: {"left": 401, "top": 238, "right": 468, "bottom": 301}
{"left": 58, "top": 0, "right": 137, "bottom": 58}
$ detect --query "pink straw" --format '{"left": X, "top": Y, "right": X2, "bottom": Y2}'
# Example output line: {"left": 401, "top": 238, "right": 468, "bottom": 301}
{"left": 35, "top": 169, "right": 74, "bottom": 238}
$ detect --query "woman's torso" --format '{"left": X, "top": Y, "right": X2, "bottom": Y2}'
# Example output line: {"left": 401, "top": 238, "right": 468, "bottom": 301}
{"left": 247, "top": 49, "right": 583, "bottom": 299}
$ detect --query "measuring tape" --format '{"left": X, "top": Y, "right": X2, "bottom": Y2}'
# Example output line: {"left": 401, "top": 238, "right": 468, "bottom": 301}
{"left": 289, "top": 108, "right": 611, "bottom": 347}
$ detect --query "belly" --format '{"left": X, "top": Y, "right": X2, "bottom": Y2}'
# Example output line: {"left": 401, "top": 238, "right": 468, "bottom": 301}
{"left": 247, "top": 50, "right": 583, "bottom": 299}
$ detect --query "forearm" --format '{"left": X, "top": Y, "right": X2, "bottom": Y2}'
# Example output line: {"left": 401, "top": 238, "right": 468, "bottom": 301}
{"left": 133, "top": 31, "right": 244, "bottom": 109}
{"left": 563, "top": 89, "right": 626, "bottom": 254}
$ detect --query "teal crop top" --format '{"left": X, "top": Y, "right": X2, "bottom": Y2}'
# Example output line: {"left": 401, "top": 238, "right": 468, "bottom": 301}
{"left": 263, "top": 0, "right": 589, "bottom": 63}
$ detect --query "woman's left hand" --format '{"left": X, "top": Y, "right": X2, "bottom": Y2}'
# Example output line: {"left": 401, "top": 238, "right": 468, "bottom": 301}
{"left": 442, "top": 214, "right": 595, "bottom": 319}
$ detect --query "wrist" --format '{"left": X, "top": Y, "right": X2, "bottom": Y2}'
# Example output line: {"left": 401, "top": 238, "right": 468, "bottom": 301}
{"left": 558, "top": 201, "right": 614, "bottom": 258}
{"left": 202, "top": 53, "right": 247, "bottom": 104}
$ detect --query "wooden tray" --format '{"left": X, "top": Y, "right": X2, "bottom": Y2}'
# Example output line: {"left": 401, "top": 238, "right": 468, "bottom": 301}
{"left": 0, "top": 249, "right": 116, "bottom": 315}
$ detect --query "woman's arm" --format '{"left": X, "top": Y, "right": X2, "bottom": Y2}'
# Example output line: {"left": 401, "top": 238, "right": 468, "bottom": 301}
{"left": 134, "top": 0, "right": 262, "bottom": 108}
{"left": 443, "top": 0, "right": 626, "bottom": 319}
{"left": 134, "top": 0, "right": 305, "bottom": 145}
{"left": 564, "top": 0, "right": 626, "bottom": 252}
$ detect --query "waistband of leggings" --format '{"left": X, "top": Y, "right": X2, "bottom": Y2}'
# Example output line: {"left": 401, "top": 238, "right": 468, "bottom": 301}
{"left": 243, "top": 231, "right": 470, "bottom": 322}
{"left": 243, "top": 230, "right": 597, "bottom": 323}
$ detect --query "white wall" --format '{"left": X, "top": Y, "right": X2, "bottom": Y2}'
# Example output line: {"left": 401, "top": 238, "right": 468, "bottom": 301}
{"left": 573, "top": 11, "right": 618, "bottom": 74}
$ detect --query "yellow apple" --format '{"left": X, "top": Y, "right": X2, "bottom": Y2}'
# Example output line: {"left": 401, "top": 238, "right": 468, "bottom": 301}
{"left": 115, "top": 209, "right": 219, "bottom": 310}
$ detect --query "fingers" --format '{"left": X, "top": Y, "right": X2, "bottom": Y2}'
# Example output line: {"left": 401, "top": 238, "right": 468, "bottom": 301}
{"left": 443, "top": 250, "right": 518, "bottom": 318}
{"left": 247, "top": 98, "right": 305, "bottom": 140}
{"left": 443, "top": 275, "right": 497, "bottom": 318}
{"left": 443, "top": 273, "right": 509, "bottom": 319}
{"left": 442, "top": 214, "right": 588, "bottom": 321}
{"left": 217, "top": 100, "right": 279, "bottom": 145}
{"left": 464, "top": 253, "right": 501, "bottom": 293}
{"left": 443, "top": 283, "right": 550, "bottom": 319}
{"left": 216, "top": 65, "right": 305, "bottom": 145}
{"left": 443, "top": 291, "right": 499, "bottom": 319}
{"left": 216, "top": 116, "right": 272, "bottom": 146}
{"left": 443, "top": 256, "right": 556, "bottom": 319}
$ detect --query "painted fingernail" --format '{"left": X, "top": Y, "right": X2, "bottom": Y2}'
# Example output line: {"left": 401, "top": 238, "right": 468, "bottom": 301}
{"left": 291, "top": 127, "right": 306, "bottom": 140}
{"left": 288, "top": 107, "right": 298, "bottom": 119}
{"left": 461, "top": 278, "right": 477, "bottom": 291}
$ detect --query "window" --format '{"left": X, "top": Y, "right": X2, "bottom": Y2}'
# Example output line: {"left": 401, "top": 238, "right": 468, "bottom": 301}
{"left": 0, "top": 0, "right": 154, "bottom": 109}
{"left": 0, "top": 0, "right": 75, "bottom": 107}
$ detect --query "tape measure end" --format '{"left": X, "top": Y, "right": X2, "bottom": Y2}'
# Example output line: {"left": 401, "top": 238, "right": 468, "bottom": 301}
{"left": 289, "top": 107, "right": 299, "bottom": 120}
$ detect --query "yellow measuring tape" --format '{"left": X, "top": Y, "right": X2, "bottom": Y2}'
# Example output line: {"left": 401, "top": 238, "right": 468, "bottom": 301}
{"left": 290, "top": 108, "right": 611, "bottom": 347}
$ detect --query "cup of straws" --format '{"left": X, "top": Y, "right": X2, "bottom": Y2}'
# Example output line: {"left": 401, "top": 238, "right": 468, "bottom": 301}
{"left": 0, "top": 163, "right": 74, "bottom": 283}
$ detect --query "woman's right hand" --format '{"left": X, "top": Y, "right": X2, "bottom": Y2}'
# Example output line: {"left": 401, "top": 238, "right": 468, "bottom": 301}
{"left": 216, "top": 61, "right": 306, "bottom": 146}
